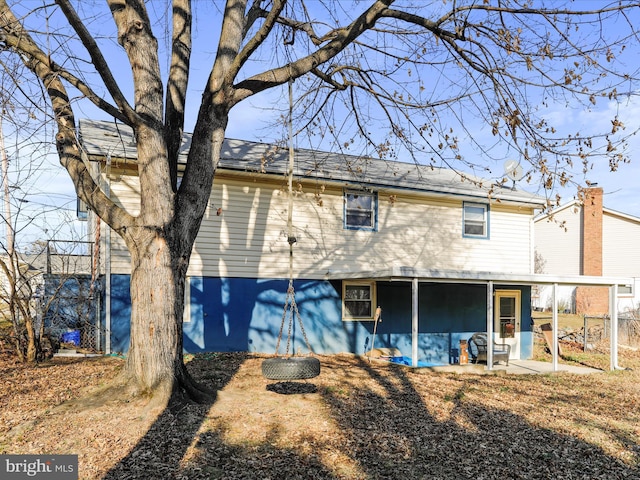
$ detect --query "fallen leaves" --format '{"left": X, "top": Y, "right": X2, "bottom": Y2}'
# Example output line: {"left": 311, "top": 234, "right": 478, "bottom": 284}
{"left": 0, "top": 347, "right": 638, "bottom": 479}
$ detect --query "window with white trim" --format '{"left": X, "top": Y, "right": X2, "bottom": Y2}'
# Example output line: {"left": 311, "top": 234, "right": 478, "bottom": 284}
{"left": 618, "top": 284, "right": 633, "bottom": 296}
{"left": 342, "top": 281, "right": 376, "bottom": 321}
{"left": 463, "top": 202, "right": 489, "bottom": 238}
{"left": 344, "top": 190, "right": 377, "bottom": 230}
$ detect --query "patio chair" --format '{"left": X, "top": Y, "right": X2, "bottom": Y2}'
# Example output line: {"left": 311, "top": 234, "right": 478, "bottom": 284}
{"left": 468, "top": 333, "right": 511, "bottom": 366}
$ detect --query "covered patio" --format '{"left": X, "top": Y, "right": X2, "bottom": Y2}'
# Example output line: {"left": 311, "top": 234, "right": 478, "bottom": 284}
{"left": 327, "top": 266, "right": 632, "bottom": 372}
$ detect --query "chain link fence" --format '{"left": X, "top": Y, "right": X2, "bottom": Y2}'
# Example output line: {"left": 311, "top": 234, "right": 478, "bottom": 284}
{"left": 583, "top": 314, "right": 640, "bottom": 349}
{"left": 39, "top": 240, "right": 104, "bottom": 354}
{"left": 534, "top": 314, "right": 640, "bottom": 351}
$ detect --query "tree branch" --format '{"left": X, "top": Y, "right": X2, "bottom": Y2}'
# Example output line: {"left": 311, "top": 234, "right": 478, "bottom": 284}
{"left": 165, "top": 0, "right": 192, "bottom": 190}
{"left": 0, "top": 31, "right": 126, "bottom": 123}
{"left": 55, "top": 0, "right": 137, "bottom": 124}
{"left": 232, "top": 0, "right": 394, "bottom": 104}
{"left": 228, "top": 0, "right": 287, "bottom": 84}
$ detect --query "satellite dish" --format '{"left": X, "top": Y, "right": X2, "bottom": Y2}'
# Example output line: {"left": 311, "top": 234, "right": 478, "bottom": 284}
{"left": 504, "top": 159, "right": 523, "bottom": 188}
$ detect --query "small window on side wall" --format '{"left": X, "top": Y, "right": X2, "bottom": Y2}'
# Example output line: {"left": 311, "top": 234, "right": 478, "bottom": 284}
{"left": 344, "top": 190, "right": 377, "bottom": 231}
{"left": 342, "top": 281, "right": 376, "bottom": 321}
{"left": 618, "top": 284, "right": 633, "bottom": 297}
{"left": 77, "top": 197, "right": 88, "bottom": 221}
{"left": 463, "top": 202, "right": 489, "bottom": 238}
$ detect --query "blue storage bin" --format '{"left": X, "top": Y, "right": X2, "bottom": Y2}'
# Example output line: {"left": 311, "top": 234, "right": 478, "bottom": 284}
{"left": 61, "top": 330, "right": 80, "bottom": 346}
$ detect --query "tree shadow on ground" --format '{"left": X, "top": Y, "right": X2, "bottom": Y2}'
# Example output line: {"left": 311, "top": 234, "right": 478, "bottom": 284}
{"left": 319, "top": 357, "right": 639, "bottom": 479}
{"left": 101, "top": 354, "right": 639, "bottom": 479}
{"left": 101, "top": 352, "right": 336, "bottom": 479}
{"left": 100, "top": 352, "right": 250, "bottom": 479}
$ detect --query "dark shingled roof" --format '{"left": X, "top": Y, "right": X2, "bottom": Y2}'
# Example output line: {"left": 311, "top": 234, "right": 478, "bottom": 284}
{"left": 79, "top": 119, "right": 545, "bottom": 206}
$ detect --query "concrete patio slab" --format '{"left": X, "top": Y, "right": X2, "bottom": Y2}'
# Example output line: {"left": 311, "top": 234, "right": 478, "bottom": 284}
{"left": 393, "top": 359, "right": 604, "bottom": 375}
{"left": 488, "top": 359, "right": 603, "bottom": 375}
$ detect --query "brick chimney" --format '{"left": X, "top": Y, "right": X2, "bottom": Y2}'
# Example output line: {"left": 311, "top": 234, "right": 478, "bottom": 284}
{"left": 582, "top": 187, "right": 603, "bottom": 276}
{"left": 576, "top": 186, "right": 609, "bottom": 314}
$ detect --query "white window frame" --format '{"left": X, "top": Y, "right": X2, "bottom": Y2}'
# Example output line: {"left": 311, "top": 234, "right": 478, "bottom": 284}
{"left": 342, "top": 280, "right": 377, "bottom": 321}
{"left": 344, "top": 190, "right": 377, "bottom": 231}
{"left": 463, "top": 202, "right": 489, "bottom": 238}
{"left": 617, "top": 284, "right": 634, "bottom": 297}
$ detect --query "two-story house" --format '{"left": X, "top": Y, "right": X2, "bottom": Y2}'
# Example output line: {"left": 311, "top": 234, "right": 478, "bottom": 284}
{"left": 78, "top": 120, "right": 629, "bottom": 368}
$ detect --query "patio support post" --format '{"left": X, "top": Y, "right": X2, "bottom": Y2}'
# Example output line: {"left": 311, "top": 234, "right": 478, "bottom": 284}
{"left": 412, "top": 277, "right": 419, "bottom": 367}
{"left": 610, "top": 285, "right": 619, "bottom": 370}
{"left": 552, "top": 283, "right": 559, "bottom": 371}
{"left": 486, "top": 281, "right": 493, "bottom": 370}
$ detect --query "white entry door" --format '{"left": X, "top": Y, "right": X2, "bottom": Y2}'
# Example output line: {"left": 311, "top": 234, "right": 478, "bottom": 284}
{"left": 494, "top": 290, "right": 521, "bottom": 359}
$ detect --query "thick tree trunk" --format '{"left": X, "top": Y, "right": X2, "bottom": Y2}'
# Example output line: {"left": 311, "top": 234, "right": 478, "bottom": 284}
{"left": 122, "top": 230, "right": 210, "bottom": 404}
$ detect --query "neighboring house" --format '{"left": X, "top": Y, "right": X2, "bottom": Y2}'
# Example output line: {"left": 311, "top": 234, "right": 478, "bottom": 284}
{"left": 534, "top": 187, "right": 640, "bottom": 315}
{"left": 78, "top": 119, "right": 628, "bottom": 367}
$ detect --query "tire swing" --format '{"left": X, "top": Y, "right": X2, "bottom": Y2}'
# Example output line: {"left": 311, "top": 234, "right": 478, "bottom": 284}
{"left": 261, "top": 78, "right": 320, "bottom": 382}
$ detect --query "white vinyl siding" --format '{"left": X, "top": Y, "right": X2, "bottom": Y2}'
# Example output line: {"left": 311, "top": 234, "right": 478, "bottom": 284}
{"left": 104, "top": 167, "right": 141, "bottom": 274}
{"left": 534, "top": 206, "right": 582, "bottom": 275}
{"left": 603, "top": 212, "right": 640, "bottom": 277}
{"left": 107, "top": 172, "right": 536, "bottom": 277}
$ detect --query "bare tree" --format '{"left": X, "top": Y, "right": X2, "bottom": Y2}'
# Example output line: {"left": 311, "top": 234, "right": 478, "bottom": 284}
{"left": 0, "top": 57, "right": 89, "bottom": 362}
{"left": 0, "top": 142, "right": 89, "bottom": 363}
{"left": 0, "top": 60, "right": 49, "bottom": 362}
{"left": 0, "top": 1, "right": 638, "bottom": 403}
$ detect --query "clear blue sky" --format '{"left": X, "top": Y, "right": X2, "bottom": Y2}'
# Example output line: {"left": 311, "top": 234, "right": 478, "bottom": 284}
{"left": 4, "top": 1, "right": 640, "bottom": 249}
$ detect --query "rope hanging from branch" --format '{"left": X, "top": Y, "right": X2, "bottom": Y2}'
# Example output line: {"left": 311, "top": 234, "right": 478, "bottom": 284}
{"left": 261, "top": 77, "right": 320, "bottom": 381}
{"left": 275, "top": 76, "right": 313, "bottom": 357}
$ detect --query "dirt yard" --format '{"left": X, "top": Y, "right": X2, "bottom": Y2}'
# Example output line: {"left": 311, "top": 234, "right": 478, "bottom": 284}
{"left": 1, "top": 344, "right": 639, "bottom": 479}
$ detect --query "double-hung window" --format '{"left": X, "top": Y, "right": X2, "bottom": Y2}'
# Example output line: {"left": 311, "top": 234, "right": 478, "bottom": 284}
{"left": 463, "top": 202, "right": 489, "bottom": 238}
{"left": 342, "top": 281, "right": 376, "bottom": 321}
{"left": 344, "top": 190, "right": 377, "bottom": 231}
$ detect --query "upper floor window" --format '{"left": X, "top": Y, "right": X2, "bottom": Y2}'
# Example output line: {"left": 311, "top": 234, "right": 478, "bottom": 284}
{"left": 344, "top": 190, "right": 377, "bottom": 231}
{"left": 463, "top": 202, "right": 489, "bottom": 238}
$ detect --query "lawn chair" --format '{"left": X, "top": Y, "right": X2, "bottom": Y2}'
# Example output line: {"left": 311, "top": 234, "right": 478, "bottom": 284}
{"left": 468, "top": 332, "right": 511, "bottom": 366}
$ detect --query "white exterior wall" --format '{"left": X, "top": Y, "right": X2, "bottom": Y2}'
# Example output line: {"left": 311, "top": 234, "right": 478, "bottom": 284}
{"left": 534, "top": 205, "right": 582, "bottom": 276}
{"left": 103, "top": 166, "right": 141, "bottom": 275}
{"left": 106, "top": 172, "right": 536, "bottom": 279}
{"left": 603, "top": 213, "right": 640, "bottom": 313}
{"left": 602, "top": 213, "right": 640, "bottom": 277}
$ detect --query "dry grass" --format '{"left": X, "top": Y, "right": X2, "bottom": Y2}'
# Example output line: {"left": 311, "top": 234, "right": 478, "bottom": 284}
{"left": 532, "top": 311, "right": 597, "bottom": 331}
{"left": 1, "top": 345, "right": 639, "bottom": 479}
